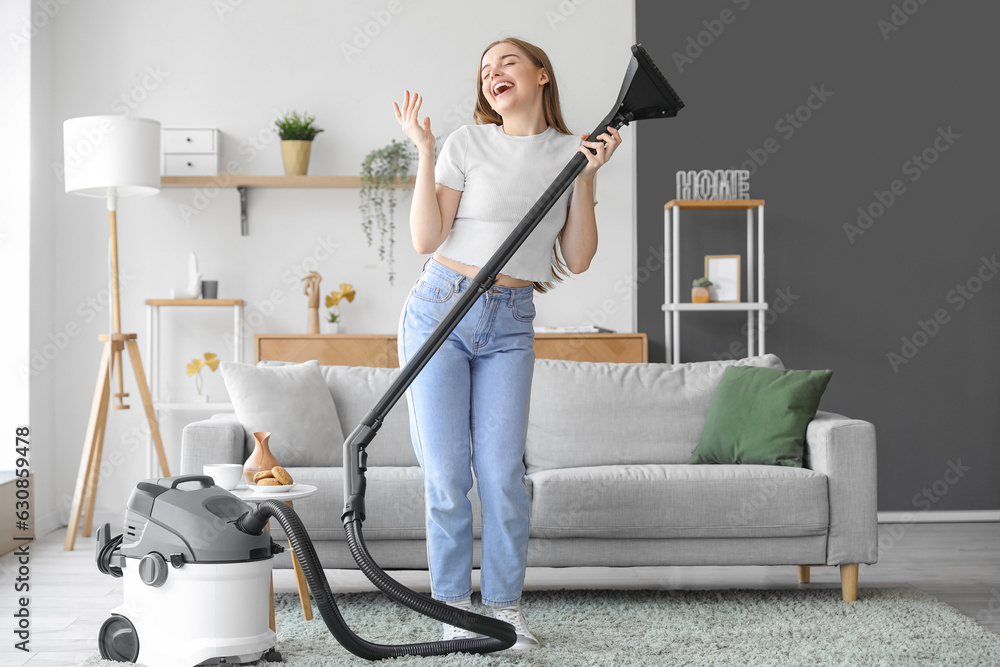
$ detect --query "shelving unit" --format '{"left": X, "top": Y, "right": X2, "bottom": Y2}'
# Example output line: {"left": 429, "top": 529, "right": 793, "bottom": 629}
{"left": 144, "top": 298, "right": 245, "bottom": 477}
{"left": 160, "top": 175, "right": 415, "bottom": 235}
{"left": 662, "top": 199, "right": 767, "bottom": 364}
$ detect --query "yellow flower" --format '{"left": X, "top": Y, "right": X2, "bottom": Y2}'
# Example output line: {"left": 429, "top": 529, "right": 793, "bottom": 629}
{"left": 203, "top": 353, "right": 220, "bottom": 371}
{"left": 187, "top": 353, "right": 220, "bottom": 375}
{"left": 325, "top": 284, "right": 356, "bottom": 308}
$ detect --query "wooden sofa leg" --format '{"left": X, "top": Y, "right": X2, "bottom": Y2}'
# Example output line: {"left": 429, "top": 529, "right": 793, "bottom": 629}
{"left": 840, "top": 563, "right": 858, "bottom": 602}
{"left": 797, "top": 565, "right": 810, "bottom": 583}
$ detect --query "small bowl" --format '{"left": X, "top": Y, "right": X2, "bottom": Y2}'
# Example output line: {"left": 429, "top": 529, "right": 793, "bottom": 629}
{"left": 251, "top": 483, "right": 296, "bottom": 494}
{"left": 203, "top": 464, "right": 244, "bottom": 491}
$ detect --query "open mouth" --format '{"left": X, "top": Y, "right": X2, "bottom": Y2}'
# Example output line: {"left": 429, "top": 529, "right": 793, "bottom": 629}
{"left": 492, "top": 81, "right": 514, "bottom": 98}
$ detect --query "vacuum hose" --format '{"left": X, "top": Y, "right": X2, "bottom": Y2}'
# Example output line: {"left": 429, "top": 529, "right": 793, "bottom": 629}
{"left": 237, "top": 500, "right": 516, "bottom": 659}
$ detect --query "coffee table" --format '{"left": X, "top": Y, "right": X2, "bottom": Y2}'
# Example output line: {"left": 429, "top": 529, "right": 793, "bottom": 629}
{"left": 232, "top": 483, "right": 318, "bottom": 629}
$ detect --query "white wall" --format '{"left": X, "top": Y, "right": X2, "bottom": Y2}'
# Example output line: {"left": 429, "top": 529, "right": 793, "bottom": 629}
{"left": 44, "top": 0, "right": 636, "bottom": 525}
{"left": 1, "top": 1, "right": 31, "bottom": 474}
{"left": 29, "top": 0, "right": 58, "bottom": 535}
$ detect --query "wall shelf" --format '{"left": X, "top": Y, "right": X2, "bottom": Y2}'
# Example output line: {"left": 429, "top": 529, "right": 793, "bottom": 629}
{"left": 160, "top": 175, "right": 416, "bottom": 235}
{"left": 663, "top": 200, "right": 767, "bottom": 364}
{"left": 160, "top": 175, "right": 415, "bottom": 189}
{"left": 664, "top": 199, "right": 765, "bottom": 210}
{"left": 663, "top": 302, "right": 769, "bottom": 312}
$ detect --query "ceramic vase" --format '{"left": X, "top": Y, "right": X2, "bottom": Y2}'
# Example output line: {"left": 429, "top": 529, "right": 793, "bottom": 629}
{"left": 321, "top": 320, "right": 340, "bottom": 334}
{"left": 692, "top": 286, "right": 711, "bottom": 303}
{"left": 281, "top": 140, "right": 312, "bottom": 176}
{"left": 243, "top": 431, "right": 279, "bottom": 484}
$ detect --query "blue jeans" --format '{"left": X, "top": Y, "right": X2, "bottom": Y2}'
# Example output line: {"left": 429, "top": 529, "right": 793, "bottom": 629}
{"left": 397, "top": 257, "right": 535, "bottom": 607}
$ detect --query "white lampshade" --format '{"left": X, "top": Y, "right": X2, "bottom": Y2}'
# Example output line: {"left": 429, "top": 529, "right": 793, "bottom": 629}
{"left": 63, "top": 116, "right": 161, "bottom": 198}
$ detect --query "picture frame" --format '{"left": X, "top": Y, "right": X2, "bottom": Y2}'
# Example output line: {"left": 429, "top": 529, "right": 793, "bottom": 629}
{"left": 705, "top": 255, "right": 741, "bottom": 302}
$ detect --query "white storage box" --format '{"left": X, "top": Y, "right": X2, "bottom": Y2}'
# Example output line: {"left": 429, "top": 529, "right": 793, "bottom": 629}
{"left": 161, "top": 127, "right": 219, "bottom": 176}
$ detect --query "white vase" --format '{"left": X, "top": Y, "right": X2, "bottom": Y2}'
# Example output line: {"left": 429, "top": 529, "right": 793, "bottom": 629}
{"left": 321, "top": 321, "right": 340, "bottom": 334}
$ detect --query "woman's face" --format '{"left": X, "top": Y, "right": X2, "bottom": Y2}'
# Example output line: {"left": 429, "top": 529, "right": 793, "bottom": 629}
{"left": 480, "top": 43, "right": 548, "bottom": 115}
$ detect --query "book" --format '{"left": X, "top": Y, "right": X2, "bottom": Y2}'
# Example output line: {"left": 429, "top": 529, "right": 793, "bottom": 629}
{"left": 532, "top": 325, "right": 615, "bottom": 334}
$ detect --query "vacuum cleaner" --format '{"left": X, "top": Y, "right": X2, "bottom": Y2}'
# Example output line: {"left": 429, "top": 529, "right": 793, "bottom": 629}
{"left": 96, "top": 43, "right": 683, "bottom": 664}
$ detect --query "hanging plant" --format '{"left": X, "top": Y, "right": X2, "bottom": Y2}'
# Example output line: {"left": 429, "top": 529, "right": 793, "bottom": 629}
{"left": 360, "top": 139, "right": 411, "bottom": 285}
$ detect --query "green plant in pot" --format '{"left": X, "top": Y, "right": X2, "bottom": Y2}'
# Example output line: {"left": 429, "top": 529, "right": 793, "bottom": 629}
{"left": 692, "top": 276, "right": 712, "bottom": 303}
{"left": 275, "top": 111, "right": 324, "bottom": 176}
{"left": 360, "top": 139, "right": 411, "bottom": 285}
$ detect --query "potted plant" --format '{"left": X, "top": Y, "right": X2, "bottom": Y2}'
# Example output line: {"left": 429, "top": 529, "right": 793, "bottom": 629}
{"left": 186, "top": 352, "right": 220, "bottom": 402}
{"left": 360, "top": 139, "right": 411, "bottom": 285}
{"left": 323, "top": 283, "right": 356, "bottom": 334}
{"left": 275, "top": 111, "right": 324, "bottom": 176}
{"left": 692, "top": 277, "right": 712, "bottom": 303}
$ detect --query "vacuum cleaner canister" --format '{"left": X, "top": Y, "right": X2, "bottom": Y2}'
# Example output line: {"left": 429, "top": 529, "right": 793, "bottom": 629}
{"left": 96, "top": 475, "right": 282, "bottom": 666}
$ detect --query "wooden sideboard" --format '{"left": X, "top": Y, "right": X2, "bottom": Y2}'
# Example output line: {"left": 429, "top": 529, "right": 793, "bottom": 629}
{"left": 255, "top": 333, "right": 647, "bottom": 366}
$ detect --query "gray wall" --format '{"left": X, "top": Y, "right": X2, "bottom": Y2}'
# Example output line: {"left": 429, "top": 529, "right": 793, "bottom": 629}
{"left": 635, "top": 1, "right": 998, "bottom": 511}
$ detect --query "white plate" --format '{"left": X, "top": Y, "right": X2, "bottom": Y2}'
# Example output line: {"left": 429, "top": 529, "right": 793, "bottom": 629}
{"left": 248, "top": 483, "right": 296, "bottom": 494}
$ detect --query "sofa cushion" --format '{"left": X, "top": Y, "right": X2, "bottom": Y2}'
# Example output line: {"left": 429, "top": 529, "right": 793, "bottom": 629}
{"left": 691, "top": 366, "right": 833, "bottom": 467}
{"left": 267, "top": 467, "right": 532, "bottom": 541}
{"left": 525, "top": 355, "right": 785, "bottom": 473}
{"left": 528, "top": 464, "right": 828, "bottom": 539}
{"left": 221, "top": 360, "right": 343, "bottom": 466}
{"left": 258, "top": 362, "right": 419, "bottom": 468}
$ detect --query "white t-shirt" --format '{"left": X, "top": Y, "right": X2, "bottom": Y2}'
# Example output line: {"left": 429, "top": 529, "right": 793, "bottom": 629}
{"left": 433, "top": 123, "right": 582, "bottom": 283}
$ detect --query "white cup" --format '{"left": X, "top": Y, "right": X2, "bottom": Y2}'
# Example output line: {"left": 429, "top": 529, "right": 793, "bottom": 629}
{"left": 203, "top": 463, "right": 243, "bottom": 491}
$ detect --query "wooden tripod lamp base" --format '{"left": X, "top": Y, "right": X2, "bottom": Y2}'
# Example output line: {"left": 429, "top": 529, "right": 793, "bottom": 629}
{"left": 64, "top": 333, "right": 171, "bottom": 551}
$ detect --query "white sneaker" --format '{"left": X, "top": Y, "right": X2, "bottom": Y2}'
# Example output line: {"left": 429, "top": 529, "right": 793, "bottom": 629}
{"left": 442, "top": 623, "right": 479, "bottom": 641}
{"left": 490, "top": 605, "right": 539, "bottom": 649}
{"left": 441, "top": 598, "right": 479, "bottom": 641}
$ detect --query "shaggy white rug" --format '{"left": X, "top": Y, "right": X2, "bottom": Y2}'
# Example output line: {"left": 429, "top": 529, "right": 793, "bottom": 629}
{"left": 85, "top": 587, "right": 1000, "bottom": 666}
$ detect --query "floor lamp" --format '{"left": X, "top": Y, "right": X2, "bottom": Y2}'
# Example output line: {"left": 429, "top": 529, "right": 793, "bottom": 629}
{"left": 62, "top": 116, "right": 170, "bottom": 551}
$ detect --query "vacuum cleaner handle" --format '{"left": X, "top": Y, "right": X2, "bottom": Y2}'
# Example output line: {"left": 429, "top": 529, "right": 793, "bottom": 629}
{"left": 164, "top": 475, "right": 215, "bottom": 489}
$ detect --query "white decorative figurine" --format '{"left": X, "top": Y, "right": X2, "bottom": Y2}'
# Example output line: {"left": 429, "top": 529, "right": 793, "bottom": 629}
{"left": 170, "top": 251, "right": 203, "bottom": 299}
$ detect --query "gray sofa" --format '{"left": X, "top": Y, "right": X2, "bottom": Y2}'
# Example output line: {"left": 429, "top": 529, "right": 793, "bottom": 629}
{"left": 180, "top": 354, "right": 877, "bottom": 601}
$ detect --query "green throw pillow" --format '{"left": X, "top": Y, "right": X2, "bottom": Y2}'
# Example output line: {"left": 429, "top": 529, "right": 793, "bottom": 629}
{"left": 689, "top": 366, "right": 833, "bottom": 467}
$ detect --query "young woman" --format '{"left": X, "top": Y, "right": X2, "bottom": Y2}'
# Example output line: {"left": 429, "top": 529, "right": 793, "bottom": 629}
{"left": 392, "top": 37, "right": 621, "bottom": 648}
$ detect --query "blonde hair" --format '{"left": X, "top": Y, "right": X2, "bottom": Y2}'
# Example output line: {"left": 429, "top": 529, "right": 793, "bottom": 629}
{"left": 475, "top": 37, "right": 573, "bottom": 294}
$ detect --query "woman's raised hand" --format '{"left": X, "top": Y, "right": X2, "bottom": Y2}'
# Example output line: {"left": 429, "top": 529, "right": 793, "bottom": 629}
{"left": 393, "top": 90, "right": 434, "bottom": 154}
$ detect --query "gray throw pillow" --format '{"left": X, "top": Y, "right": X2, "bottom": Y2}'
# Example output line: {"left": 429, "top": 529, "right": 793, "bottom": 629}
{"left": 220, "top": 360, "right": 344, "bottom": 466}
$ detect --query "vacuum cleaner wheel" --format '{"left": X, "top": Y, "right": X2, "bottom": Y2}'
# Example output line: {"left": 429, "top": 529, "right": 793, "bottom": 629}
{"left": 98, "top": 614, "right": 140, "bottom": 663}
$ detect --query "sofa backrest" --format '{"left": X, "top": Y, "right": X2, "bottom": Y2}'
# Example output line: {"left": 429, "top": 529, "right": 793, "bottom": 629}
{"left": 260, "top": 354, "right": 784, "bottom": 471}
{"left": 524, "top": 354, "right": 784, "bottom": 473}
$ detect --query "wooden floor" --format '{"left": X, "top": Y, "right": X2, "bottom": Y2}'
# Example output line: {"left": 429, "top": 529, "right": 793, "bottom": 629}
{"left": 1, "top": 522, "right": 997, "bottom": 665}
